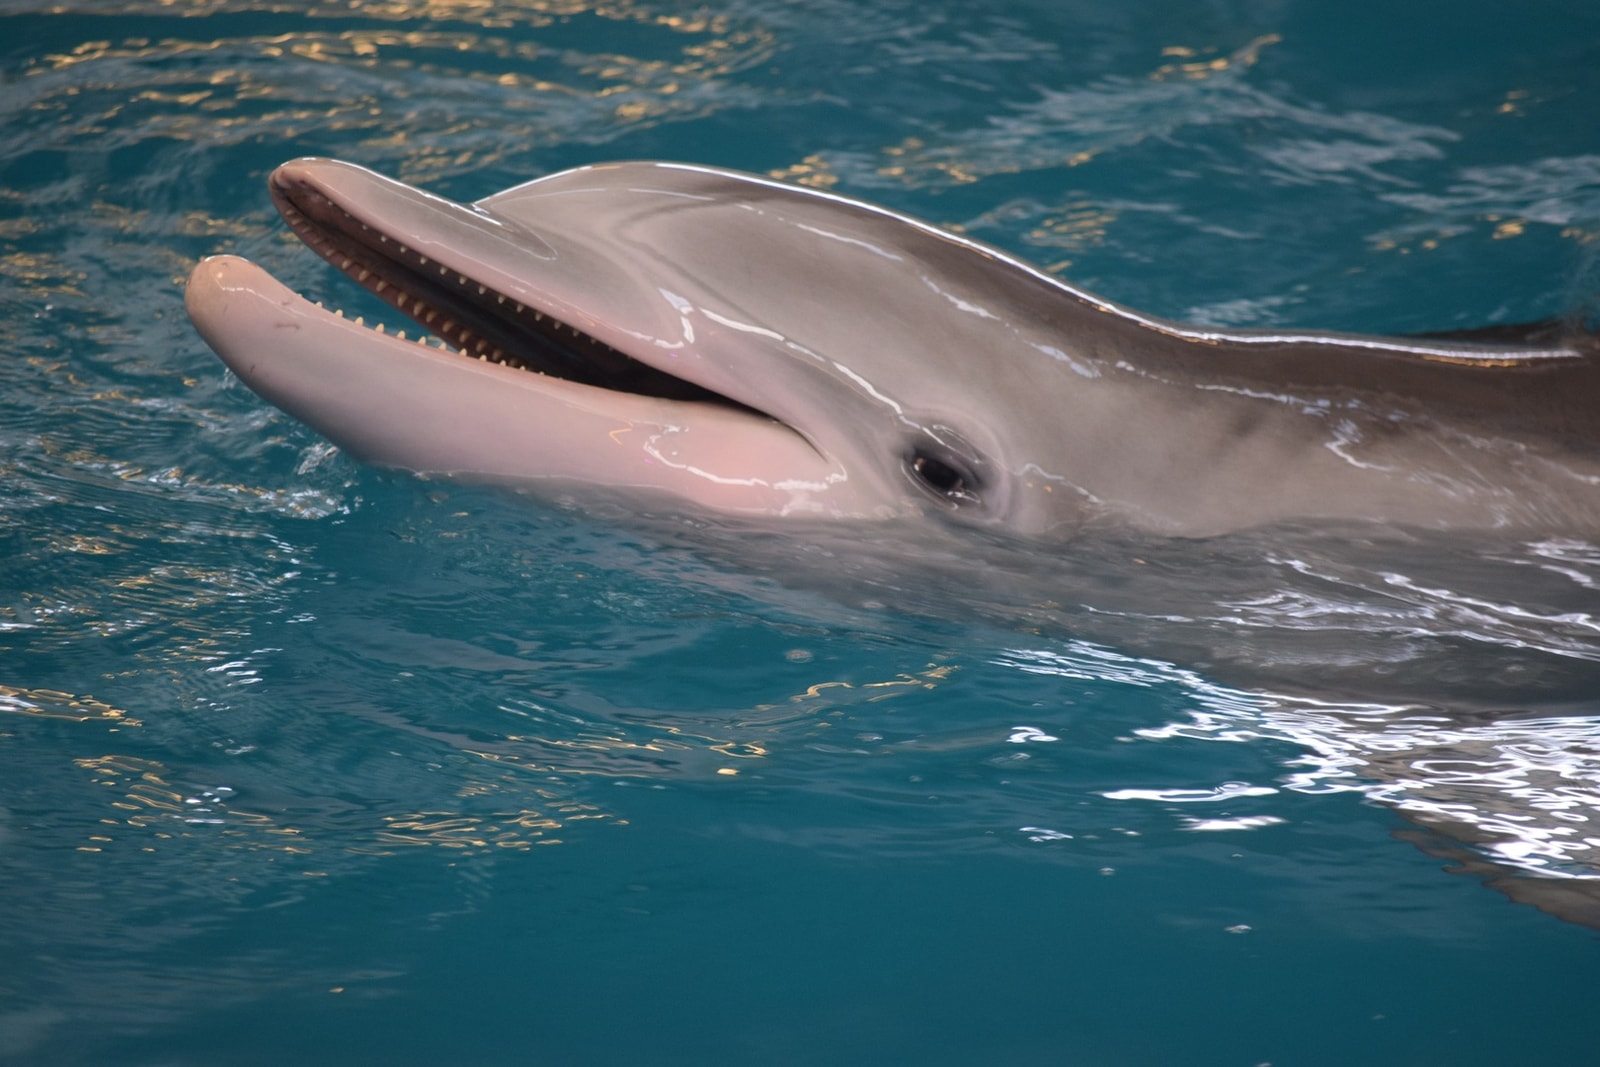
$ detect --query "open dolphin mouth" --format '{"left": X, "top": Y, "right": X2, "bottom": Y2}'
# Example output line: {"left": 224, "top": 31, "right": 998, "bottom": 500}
{"left": 267, "top": 165, "right": 754, "bottom": 411}
{"left": 185, "top": 158, "right": 880, "bottom": 519}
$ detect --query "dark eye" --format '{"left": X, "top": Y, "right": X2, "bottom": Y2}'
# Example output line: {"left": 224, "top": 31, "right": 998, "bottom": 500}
{"left": 907, "top": 435, "right": 984, "bottom": 508}
{"left": 913, "top": 452, "right": 968, "bottom": 495}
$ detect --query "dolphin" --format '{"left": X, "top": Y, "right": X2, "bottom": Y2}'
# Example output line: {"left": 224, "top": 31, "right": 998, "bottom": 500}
{"left": 185, "top": 162, "right": 1600, "bottom": 930}
{"left": 185, "top": 158, "right": 1600, "bottom": 537}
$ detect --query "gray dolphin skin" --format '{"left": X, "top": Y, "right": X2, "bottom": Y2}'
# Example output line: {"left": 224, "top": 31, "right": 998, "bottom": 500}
{"left": 185, "top": 158, "right": 1600, "bottom": 537}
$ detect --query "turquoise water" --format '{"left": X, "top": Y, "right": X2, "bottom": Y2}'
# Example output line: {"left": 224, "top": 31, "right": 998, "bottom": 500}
{"left": 5, "top": 2, "right": 1600, "bottom": 1064}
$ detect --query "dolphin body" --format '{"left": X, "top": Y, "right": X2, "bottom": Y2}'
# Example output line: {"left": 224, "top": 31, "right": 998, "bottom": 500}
{"left": 186, "top": 158, "right": 1600, "bottom": 539}
{"left": 187, "top": 161, "right": 1600, "bottom": 929}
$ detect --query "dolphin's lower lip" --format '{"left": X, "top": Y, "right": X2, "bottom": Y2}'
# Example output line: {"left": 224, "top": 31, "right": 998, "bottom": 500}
{"left": 266, "top": 167, "right": 748, "bottom": 409}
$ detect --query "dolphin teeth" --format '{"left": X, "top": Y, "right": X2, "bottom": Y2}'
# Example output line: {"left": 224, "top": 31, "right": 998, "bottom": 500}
{"left": 375, "top": 280, "right": 388, "bottom": 294}
{"left": 355, "top": 316, "right": 364, "bottom": 326}
{"left": 439, "top": 265, "right": 448, "bottom": 277}
{"left": 478, "top": 285, "right": 486, "bottom": 295}
{"left": 418, "top": 254, "right": 428, "bottom": 266}
{"left": 357, "top": 269, "right": 371, "bottom": 282}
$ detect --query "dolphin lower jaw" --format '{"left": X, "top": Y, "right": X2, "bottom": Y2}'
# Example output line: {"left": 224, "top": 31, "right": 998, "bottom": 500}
{"left": 185, "top": 255, "right": 880, "bottom": 516}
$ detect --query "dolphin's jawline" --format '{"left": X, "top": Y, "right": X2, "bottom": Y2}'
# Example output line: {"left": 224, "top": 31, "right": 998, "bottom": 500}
{"left": 266, "top": 168, "right": 763, "bottom": 414}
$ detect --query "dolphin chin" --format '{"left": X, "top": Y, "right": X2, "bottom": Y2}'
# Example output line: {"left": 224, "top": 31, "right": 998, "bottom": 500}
{"left": 187, "top": 157, "right": 1600, "bottom": 537}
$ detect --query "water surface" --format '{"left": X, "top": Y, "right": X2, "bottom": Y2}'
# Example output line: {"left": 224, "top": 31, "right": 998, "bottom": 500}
{"left": 3, "top": 1, "right": 1600, "bottom": 1064}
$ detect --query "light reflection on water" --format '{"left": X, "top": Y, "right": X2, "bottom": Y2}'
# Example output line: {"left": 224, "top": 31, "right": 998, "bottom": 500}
{"left": 1031, "top": 642, "right": 1600, "bottom": 874}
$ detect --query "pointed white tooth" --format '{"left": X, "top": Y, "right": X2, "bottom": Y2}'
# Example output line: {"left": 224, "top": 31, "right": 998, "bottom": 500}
{"left": 376, "top": 323, "right": 385, "bottom": 334}
{"left": 533, "top": 311, "right": 542, "bottom": 323}
{"left": 358, "top": 268, "right": 371, "bottom": 282}
{"left": 478, "top": 354, "right": 487, "bottom": 361}
{"left": 496, "top": 294, "right": 505, "bottom": 304}
{"left": 375, "top": 280, "right": 388, "bottom": 294}
{"left": 355, "top": 316, "right": 365, "bottom": 326}
{"left": 397, "top": 330, "right": 407, "bottom": 340}
{"left": 478, "top": 285, "right": 486, "bottom": 295}
{"left": 340, "top": 257, "right": 353, "bottom": 270}
{"left": 440, "top": 265, "right": 449, "bottom": 276}
{"left": 515, "top": 304, "right": 524, "bottom": 314}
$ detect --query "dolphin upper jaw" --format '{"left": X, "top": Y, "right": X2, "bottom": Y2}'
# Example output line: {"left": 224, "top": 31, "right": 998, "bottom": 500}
{"left": 264, "top": 159, "right": 739, "bottom": 408}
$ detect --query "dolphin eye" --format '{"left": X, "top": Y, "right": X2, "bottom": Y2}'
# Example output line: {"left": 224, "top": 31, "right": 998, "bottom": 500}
{"left": 907, "top": 437, "right": 984, "bottom": 508}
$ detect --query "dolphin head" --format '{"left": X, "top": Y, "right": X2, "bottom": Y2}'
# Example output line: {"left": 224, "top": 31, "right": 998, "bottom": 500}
{"left": 187, "top": 158, "right": 1600, "bottom": 537}
{"left": 186, "top": 158, "right": 1136, "bottom": 535}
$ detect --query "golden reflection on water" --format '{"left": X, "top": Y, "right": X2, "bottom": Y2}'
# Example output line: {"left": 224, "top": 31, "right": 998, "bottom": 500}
{"left": 376, "top": 805, "right": 591, "bottom": 850}
{"left": 27, "top": 0, "right": 777, "bottom": 187}
{"left": 767, "top": 155, "right": 838, "bottom": 190}
{"left": 14, "top": 661, "right": 959, "bottom": 862}
{"left": 63, "top": 743, "right": 627, "bottom": 860}
{"left": 0, "top": 685, "right": 143, "bottom": 726}
{"left": 1150, "top": 34, "right": 1279, "bottom": 83}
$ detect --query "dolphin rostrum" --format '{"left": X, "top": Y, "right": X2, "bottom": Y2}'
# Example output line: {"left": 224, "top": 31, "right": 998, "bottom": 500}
{"left": 186, "top": 159, "right": 1600, "bottom": 537}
